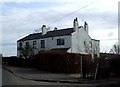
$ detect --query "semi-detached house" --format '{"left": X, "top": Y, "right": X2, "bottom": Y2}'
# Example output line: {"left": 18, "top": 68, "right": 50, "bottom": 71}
{"left": 17, "top": 18, "right": 100, "bottom": 58}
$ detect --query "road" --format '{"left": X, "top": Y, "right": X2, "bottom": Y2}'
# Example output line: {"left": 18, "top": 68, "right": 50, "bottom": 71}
{"left": 2, "top": 67, "right": 119, "bottom": 87}
{"left": 2, "top": 68, "right": 95, "bottom": 87}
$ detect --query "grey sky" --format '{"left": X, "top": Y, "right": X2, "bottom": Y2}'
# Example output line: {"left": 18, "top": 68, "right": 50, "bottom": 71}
{"left": 1, "top": 0, "right": 119, "bottom": 56}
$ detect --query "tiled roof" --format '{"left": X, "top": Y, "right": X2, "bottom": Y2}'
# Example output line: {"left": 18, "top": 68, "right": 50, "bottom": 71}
{"left": 17, "top": 28, "right": 74, "bottom": 42}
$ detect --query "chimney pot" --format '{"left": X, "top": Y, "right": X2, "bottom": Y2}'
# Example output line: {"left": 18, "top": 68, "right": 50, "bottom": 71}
{"left": 42, "top": 25, "right": 47, "bottom": 35}
{"left": 54, "top": 27, "right": 57, "bottom": 30}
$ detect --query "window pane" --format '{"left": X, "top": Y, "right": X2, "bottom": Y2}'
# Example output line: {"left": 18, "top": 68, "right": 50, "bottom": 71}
{"left": 26, "top": 42, "right": 29, "bottom": 46}
{"left": 61, "top": 39, "right": 64, "bottom": 45}
{"left": 19, "top": 43, "right": 22, "bottom": 47}
{"left": 57, "top": 39, "right": 60, "bottom": 45}
{"left": 57, "top": 39, "right": 64, "bottom": 45}
{"left": 33, "top": 41, "right": 37, "bottom": 45}
{"left": 41, "top": 40, "right": 45, "bottom": 48}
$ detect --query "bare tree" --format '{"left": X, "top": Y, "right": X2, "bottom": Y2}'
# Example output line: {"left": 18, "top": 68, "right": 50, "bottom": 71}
{"left": 18, "top": 45, "right": 38, "bottom": 59}
{"left": 110, "top": 43, "right": 120, "bottom": 54}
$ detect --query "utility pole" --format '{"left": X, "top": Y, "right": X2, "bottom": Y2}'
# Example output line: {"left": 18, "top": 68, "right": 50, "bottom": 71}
{"left": 118, "top": 46, "right": 120, "bottom": 54}
{"left": 80, "top": 56, "right": 83, "bottom": 78}
{"left": 94, "top": 64, "right": 99, "bottom": 80}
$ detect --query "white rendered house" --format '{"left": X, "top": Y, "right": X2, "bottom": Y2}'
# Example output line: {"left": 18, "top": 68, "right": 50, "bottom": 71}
{"left": 17, "top": 18, "right": 100, "bottom": 58}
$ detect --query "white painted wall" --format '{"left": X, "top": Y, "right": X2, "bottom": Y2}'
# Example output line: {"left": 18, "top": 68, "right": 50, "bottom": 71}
{"left": 17, "top": 35, "right": 71, "bottom": 57}
{"left": 44, "top": 35, "right": 71, "bottom": 50}
{"left": 70, "top": 27, "right": 100, "bottom": 56}
{"left": 17, "top": 18, "right": 100, "bottom": 58}
{"left": 68, "top": 18, "right": 100, "bottom": 57}
{"left": 70, "top": 27, "right": 92, "bottom": 54}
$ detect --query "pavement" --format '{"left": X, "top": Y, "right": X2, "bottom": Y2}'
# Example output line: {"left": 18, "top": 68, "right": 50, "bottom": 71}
{"left": 2, "top": 65, "right": 120, "bottom": 86}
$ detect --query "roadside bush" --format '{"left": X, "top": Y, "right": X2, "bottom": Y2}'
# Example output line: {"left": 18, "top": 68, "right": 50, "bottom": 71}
{"left": 3, "top": 57, "right": 24, "bottom": 67}
{"left": 109, "top": 55, "right": 120, "bottom": 77}
{"left": 95, "top": 53, "right": 120, "bottom": 79}
{"left": 33, "top": 52, "right": 93, "bottom": 75}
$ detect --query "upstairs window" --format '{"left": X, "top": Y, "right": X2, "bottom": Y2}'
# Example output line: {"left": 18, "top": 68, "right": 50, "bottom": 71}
{"left": 33, "top": 41, "right": 37, "bottom": 46}
{"left": 26, "top": 42, "right": 29, "bottom": 46}
{"left": 19, "top": 42, "right": 22, "bottom": 47}
{"left": 57, "top": 38, "right": 64, "bottom": 45}
{"left": 41, "top": 40, "right": 45, "bottom": 48}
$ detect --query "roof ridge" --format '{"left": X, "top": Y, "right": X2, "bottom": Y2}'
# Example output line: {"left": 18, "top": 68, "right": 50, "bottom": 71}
{"left": 18, "top": 28, "right": 74, "bottom": 42}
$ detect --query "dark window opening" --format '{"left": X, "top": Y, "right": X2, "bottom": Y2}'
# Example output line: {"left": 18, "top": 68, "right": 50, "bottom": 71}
{"left": 57, "top": 38, "right": 64, "bottom": 45}
{"left": 19, "top": 42, "right": 22, "bottom": 47}
{"left": 26, "top": 42, "right": 29, "bottom": 46}
{"left": 84, "top": 41, "right": 86, "bottom": 46}
{"left": 33, "top": 41, "right": 37, "bottom": 45}
{"left": 41, "top": 40, "right": 45, "bottom": 48}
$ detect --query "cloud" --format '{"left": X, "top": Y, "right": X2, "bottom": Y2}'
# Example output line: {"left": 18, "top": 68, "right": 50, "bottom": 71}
{"left": 2, "top": 44, "right": 17, "bottom": 57}
{"left": 89, "top": 28, "right": 118, "bottom": 52}
{"left": 1, "top": 0, "right": 94, "bottom": 3}
{"left": 1, "top": 0, "right": 119, "bottom": 56}
{"left": 89, "top": 28, "right": 118, "bottom": 39}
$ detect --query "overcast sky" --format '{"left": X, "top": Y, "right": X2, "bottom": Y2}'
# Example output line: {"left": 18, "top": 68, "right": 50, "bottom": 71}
{"left": 1, "top": 0, "right": 119, "bottom": 56}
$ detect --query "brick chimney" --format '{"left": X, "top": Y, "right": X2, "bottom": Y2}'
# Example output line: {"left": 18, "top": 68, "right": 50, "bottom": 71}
{"left": 42, "top": 25, "right": 47, "bottom": 35}
{"left": 73, "top": 17, "right": 79, "bottom": 32}
{"left": 84, "top": 21, "right": 89, "bottom": 34}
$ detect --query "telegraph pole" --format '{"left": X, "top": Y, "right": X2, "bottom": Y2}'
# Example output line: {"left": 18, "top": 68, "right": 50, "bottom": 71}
{"left": 80, "top": 56, "right": 83, "bottom": 78}
{"left": 118, "top": 45, "right": 120, "bottom": 54}
{"left": 94, "top": 64, "right": 99, "bottom": 80}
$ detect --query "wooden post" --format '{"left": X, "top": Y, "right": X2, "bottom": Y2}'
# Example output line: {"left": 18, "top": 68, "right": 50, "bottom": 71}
{"left": 94, "top": 63, "right": 99, "bottom": 80}
{"left": 118, "top": 46, "right": 120, "bottom": 54}
{"left": 80, "top": 56, "right": 83, "bottom": 78}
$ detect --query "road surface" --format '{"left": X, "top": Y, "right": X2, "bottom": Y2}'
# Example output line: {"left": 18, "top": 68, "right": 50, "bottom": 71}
{"left": 2, "top": 67, "right": 118, "bottom": 87}
{"left": 2, "top": 68, "right": 92, "bottom": 87}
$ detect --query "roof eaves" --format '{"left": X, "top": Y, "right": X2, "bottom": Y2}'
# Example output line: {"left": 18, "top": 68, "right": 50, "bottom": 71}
{"left": 17, "top": 28, "right": 73, "bottom": 42}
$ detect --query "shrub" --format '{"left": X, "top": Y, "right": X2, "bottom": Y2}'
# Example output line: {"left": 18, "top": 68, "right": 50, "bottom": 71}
{"left": 33, "top": 52, "right": 93, "bottom": 75}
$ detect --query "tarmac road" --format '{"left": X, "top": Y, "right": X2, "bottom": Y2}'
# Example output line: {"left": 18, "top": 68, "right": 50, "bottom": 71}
{"left": 2, "top": 66, "right": 120, "bottom": 87}
{"left": 2, "top": 68, "right": 95, "bottom": 87}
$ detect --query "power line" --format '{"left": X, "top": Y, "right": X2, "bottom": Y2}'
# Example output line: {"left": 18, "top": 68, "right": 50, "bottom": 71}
{"left": 100, "top": 39, "right": 118, "bottom": 41}
{"left": 48, "top": 0, "right": 98, "bottom": 26}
